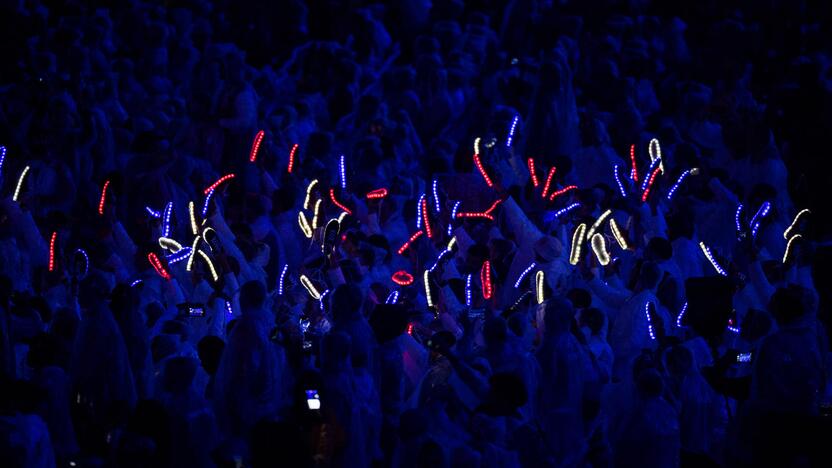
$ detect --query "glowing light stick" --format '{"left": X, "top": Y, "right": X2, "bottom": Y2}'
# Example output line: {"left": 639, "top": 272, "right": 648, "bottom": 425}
{"left": 640, "top": 166, "right": 662, "bottom": 202}
{"left": 386, "top": 291, "right": 399, "bottom": 304}
{"left": 146, "top": 206, "right": 161, "bottom": 218}
{"left": 527, "top": 158, "right": 540, "bottom": 187}
{"left": 483, "top": 198, "right": 503, "bottom": 215}
{"left": 630, "top": 144, "right": 639, "bottom": 182}
{"left": 337, "top": 212, "right": 348, "bottom": 224}
{"left": 166, "top": 247, "right": 192, "bottom": 264}
{"left": 186, "top": 237, "right": 201, "bottom": 271}
{"left": 699, "top": 242, "right": 727, "bottom": 276}
{"left": 783, "top": 234, "right": 802, "bottom": 264}
{"left": 339, "top": 155, "right": 347, "bottom": 189}
{"left": 548, "top": 185, "right": 578, "bottom": 201}
{"left": 749, "top": 201, "right": 771, "bottom": 238}
{"left": 666, "top": 169, "right": 698, "bottom": 201}
{"left": 648, "top": 138, "right": 664, "bottom": 174}
{"left": 304, "top": 179, "right": 319, "bottom": 210}
{"left": 421, "top": 197, "right": 433, "bottom": 238}
{"left": 97, "top": 180, "right": 110, "bottom": 216}
{"left": 569, "top": 223, "right": 587, "bottom": 265}
{"left": 407, "top": 323, "right": 414, "bottom": 335}
{"left": 158, "top": 237, "right": 183, "bottom": 253}
{"left": 610, "top": 218, "right": 629, "bottom": 250}
{"left": 312, "top": 199, "right": 322, "bottom": 229}
{"left": 553, "top": 203, "right": 581, "bottom": 219}
{"left": 644, "top": 302, "right": 656, "bottom": 340}
{"left": 298, "top": 212, "right": 313, "bottom": 238}
{"left": 784, "top": 209, "right": 811, "bottom": 240}
{"left": 481, "top": 261, "right": 493, "bottom": 300}
{"left": 188, "top": 201, "right": 198, "bottom": 235}
{"left": 735, "top": 204, "right": 744, "bottom": 232}
{"left": 429, "top": 248, "right": 453, "bottom": 272}
{"left": 0, "top": 146, "right": 5, "bottom": 175}
{"left": 448, "top": 201, "right": 461, "bottom": 235}
{"left": 432, "top": 179, "right": 441, "bottom": 212}
{"left": 424, "top": 270, "right": 434, "bottom": 308}
{"left": 392, "top": 271, "right": 415, "bottom": 286}
{"left": 506, "top": 114, "right": 519, "bottom": 147}
{"left": 147, "top": 253, "right": 171, "bottom": 280}
{"left": 287, "top": 144, "right": 298, "bottom": 173}
{"left": 203, "top": 173, "right": 235, "bottom": 195}
{"left": 447, "top": 237, "right": 457, "bottom": 251}
{"left": 226, "top": 301, "right": 234, "bottom": 317}
{"left": 397, "top": 230, "right": 424, "bottom": 255}
{"left": 48, "top": 232, "right": 57, "bottom": 272}
{"left": 159, "top": 202, "right": 174, "bottom": 238}
{"left": 676, "top": 302, "right": 688, "bottom": 328}
{"left": 299, "top": 275, "right": 321, "bottom": 300}
{"left": 249, "top": 130, "right": 264, "bottom": 162}
{"left": 74, "top": 249, "right": 89, "bottom": 277}
{"left": 514, "top": 262, "right": 536, "bottom": 288}
{"left": 366, "top": 188, "right": 388, "bottom": 199}
{"left": 278, "top": 264, "right": 288, "bottom": 295}
{"left": 614, "top": 165, "right": 627, "bottom": 198}
{"left": 473, "top": 153, "right": 494, "bottom": 187}
{"left": 131, "top": 279, "right": 143, "bottom": 287}
{"left": 586, "top": 209, "right": 612, "bottom": 240}
{"left": 535, "top": 271, "right": 545, "bottom": 304}
{"left": 474, "top": 137, "right": 481, "bottom": 155}
{"left": 319, "top": 289, "right": 330, "bottom": 311}
{"left": 727, "top": 318, "right": 740, "bottom": 334}
{"left": 328, "top": 188, "right": 353, "bottom": 216}
{"left": 456, "top": 212, "right": 495, "bottom": 221}
{"left": 12, "top": 166, "right": 30, "bottom": 202}
{"left": 541, "top": 166, "right": 556, "bottom": 198}
{"left": 201, "top": 189, "right": 215, "bottom": 217}
{"left": 416, "top": 194, "right": 424, "bottom": 229}
{"left": 591, "top": 233, "right": 611, "bottom": 265}
{"left": 465, "top": 274, "right": 473, "bottom": 306}
{"left": 640, "top": 157, "right": 661, "bottom": 194}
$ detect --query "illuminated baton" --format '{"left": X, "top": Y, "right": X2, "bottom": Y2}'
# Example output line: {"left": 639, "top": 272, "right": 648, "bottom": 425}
{"left": 527, "top": 158, "right": 540, "bottom": 187}
{"left": 146, "top": 206, "right": 161, "bottom": 218}
{"left": 162, "top": 202, "right": 173, "bottom": 238}
{"left": 98, "top": 180, "right": 110, "bottom": 216}
{"left": 591, "top": 233, "right": 610, "bottom": 266}
{"left": 201, "top": 189, "right": 215, "bottom": 217}
{"left": 541, "top": 166, "right": 556, "bottom": 199}
{"left": 298, "top": 212, "right": 313, "bottom": 238}
{"left": 630, "top": 144, "right": 639, "bottom": 182}
{"left": 548, "top": 185, "right": 577, "bottom": 201}
{"left": 644, "top": 302, "right": 656, "bottom": 340}
{"left": 514, "top": 262, "right": 536, "bottom": 288}
{"left": 666, "top": 168, "right": 698, "bottom": 201}
{"left": 74, "top": 249, "right": 89, "bottom": 277}
{"left": 337, "top": 211, "right": 348, "bottom": 223}
{"left": 186, "top": 237, "right": 201, "bottom": 271}
{"left": 749, "top": 201, "right": 771, "bottom": 238}
{"left": 304, "top": 179, "right": 319, "bottom": 210}
{"left": 203, "top": 173, "right": 235, "bottom": 195}
{"left": 506, "top": 114, "right": 519, "bottom": 147}
{"left": 299, "top": 274, "right": 321, "bottom": 300}
{"left": 783, "top": 234, "right": 802, "bottom": 264}
{"left": 339, "top": 155, "right": 347, "bottom": 189}
{"left": 432, "top": 179, "right": 441, "bottom": 212}
{"left": 319, "top": 289, "right": 330, "bottom": 311}
{"left": 535, "top": 270, "right": 545, "bottom": 304}
{"left": 473, "top": 153, "right": 494, "bottom": 187}
{"left": 676, "top": 302, "right": 688, "bottom": 328}
{"left": 614, "top": 165, "right": 627, "bottom": 198}
{"left": 448, "top": 201, "right": 461, "bottom": 235}
{"left": 166, "top": 247, "right": 192, "bottom": 264}
{"left": 699, "top": 242, "right": 727, "bottom": 276}
{"left": 0, "top": 146, "right": 5, "bottom": 176}
{"left": 456, "top": 212, "right": 495, "bottom": 221}
{"left": 312, "top": 199, "right": 322, "bottom": 229}
{"left": 189, "top": 201, "right": 199, "bottom": 235}
{"left": 586, "top": 209, "right": 612, "bottom": 240}
{"left": 158, "top": 237, "right": 183, "bottom": 253}
{"left": 287, "top": 143, "right": 298, "bottom": 173}
{"left": 392, "top": 270, "right": 415, "bottom": 286}
{"left": 249, "top": 130, "right": 264, "bottom": 163}
{"left": 783, "top": 209, "right": 810, "bottom": 240}
{"left": 366, "top": 188, "right": 388, "bottom": 199}
{"left": 735, "top": 204, "right": 744, "bottom": 232}
{"left": 569, "top": 223, "right": 587, "bottom": 265}
{"left": 552, "top": 203, "right": 581, "bottom": 219}
{"left": 481, "top": 260, "right": 493, "bottom": 300}
{"left": 641, "top": 166, "right": 662, "bottom": 202}
{"left": 648, "top": 138, "right": 664, "bottom": 174}
{"left": 424, "top": 270, "right": 434, "bottom": 308}
{"left": 329, "top": 188, "right": 353, "bottom": 215}
{"left": 465, "top": 274, "right": 473, "bottom": 307}
{"left": 12, "top": 166, "right": 30, "bottom": 202}
{"left": 397, "top": 230, "right": 424, "bottom": 255}
{"left": 474, "top": 137, "right": 481, "bottom": 155}
{"left": 147, "top": 252, "right": 171, "bottom": 280}
{"left": 48, "top": 232, "right": 57, "bottom": 272}
{"left": 278, "top": 264, "right": 288, "bottom": 295}
{"left": 385, "top": 291, "right": 399, "bottom": 304}
{"left": 609, "top": 218, "right": 629, "bottom": 250}
{"left": 416, "top": 194, "right": 424, "bottom": 229}
{"left": 422, "top": 197, "right": 434, "bottom": 238}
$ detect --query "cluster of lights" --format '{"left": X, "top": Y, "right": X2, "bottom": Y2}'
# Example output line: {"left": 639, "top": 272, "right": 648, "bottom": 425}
{"left": 392, "top": 270, "right": 415, "bottom": 286}
{"left": 527, "top": 158, "right": 539, "bottom": 187}
{"left": 591, "top": 233, "right": 610, "bottom": 265}
{"left": 699, "top": 242, "right": 727, "bottom": 276}
{"left": 287, "top": 143, "right": 298, "bottom": 173}
{"left": 203, "top": 173, "right": 235, "bottom": 195}
{"left": 366, "top": 188, "right": 388, "bottom": 199}
{"left": 569, "top": 223, "right": 587, "bottom": 265}
{"left": 397, "top": 230, "right": 424, "bottom": 255}
{"left": 473, "top": 153, "right": 494, "bottom": 187}
{"left": 535, "top": 270, "right": 545, "bottom": 304}
{"left": 541, "top": 167, "right": 557, "bottom": 199}
{"left": 514, "top": 262, "right": 537, "bottom": 288}
{"left": 329, "top": 188, "right": 353, "bottom": 215}
{"left": 98, "top": 180, "right": 110, "bottom": 216}
{"left": 548, "top": 185, "right": 577, "bottom": 201}
{"left": 481, "top": 261, "right": 493, "bottom": 300}
{"left": 249, "top": 130, "right": 265, "bottom": 162}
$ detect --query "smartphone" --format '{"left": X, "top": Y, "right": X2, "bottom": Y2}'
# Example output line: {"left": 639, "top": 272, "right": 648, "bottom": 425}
{"left": 178, "top": 302, "right": 206, "bottom": 317}
{"left": 737, "top": 352, "right": 752, "bottom": 363}
{"left": 305, "top": 389, "right": 321, "bottom": 410}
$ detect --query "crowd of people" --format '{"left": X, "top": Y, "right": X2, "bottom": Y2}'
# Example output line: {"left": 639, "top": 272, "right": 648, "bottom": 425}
{"left": 1, "top": 0, "right": 831, "bottom": 466}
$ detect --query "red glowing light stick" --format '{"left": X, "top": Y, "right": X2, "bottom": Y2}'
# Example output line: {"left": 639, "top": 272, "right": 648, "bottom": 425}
{"left": 249, "top": 130, "right": 265, "bottom": 163}
{"left": 366, "top": 188, "right": 389, "bottom": 199}
{"left": 287, "top": 143, "right": 298, "bottom": 173}
{"left": 548, "top": 185, "right": 578, "bottom": 201}
{"left": 456, "top": 212, "right": 495, "bottom": 221}
{"left": 397, "top": 230, "right": 424, "bottom": 255}
{"left": 421, "top": 197, "right": 433, "bottom": 238}
{"left": 473, "top": 153, "right": 494, "bottom": 187}
{"left": 392, "top": 270, "right": 415, "bottom": 286}
{"left": 641, "top": 167, "right": 661, "bottom": 202}
{"left": 203, "top": 174, "right": 235, "bottom": 195}
{"left": 48, "top": 232, "right": 57, "bottom": 272}
{"left": 527, "top": 158, "right": 539, "bottom": 187}
{"left": 481, "top": 260, "right": 493, "bottom": 300}
{"left": 329, "top": 188, "right": 353, "bottom": 215}
{"left": 483, "top": 198, "right": 503, "bottom": 215}
{"left": 630, "top": 144, "right": 639, "bottom": 182}
{"left": 541, "top": 166, "right": 557, "bottom": 198}
{"left": 98, "top": 180, "right": 110, "bottom": 216}
{"left": 147, "top": 252, "right": 171, "bottom": 280}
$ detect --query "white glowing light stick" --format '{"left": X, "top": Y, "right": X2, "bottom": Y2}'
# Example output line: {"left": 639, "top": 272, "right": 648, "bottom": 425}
{"left": 648, "top": 138, "right": 664, "bottom": 174}
{"left": 304, "top": 179, "right": 319, "bottom": 210}
{"left": 424, "top": 270, "right": 434, "bottom": 308}
{"left": 12, "top": 166, "right": 30, "bottom": 202}
{"left": 312, "top": 199, "right": 323, "bottom": 229}
{"left": 299, "top": 275, "right": 321, "bottom": 300}
{"left": 535, "top": 270, "right": 545, "bottom": 304}
{"left": 514, "top": 262, "right": 536, "bottom": 288}
{"left": 337, "top": 211, "right": 348, "bottom": 223}
{"left": 197, "top": 250, "right": 219, "bottom": 282}
{"left": 569, "top": 223, "right": 587, "bottom": 265}
{"left": 586, "top": 209, "right": 612, "bottom": 240}
{"left": 189, "top": 201, "right": 198, "bottom": 235}
{"left": 186, "top": 237, "right": 201, "bottom": 272}
{"left": 609, "top": 218, "right": 629, "bottom": 250}
{"left": 591, "top": 233, "right": 610, "bottom": 266}
{"left": 158, "top": 237, "right": 183, "bottom": 252}
{"left": 298, "top": 212, "right": 313, "bottom": 238}
{"left": 699, "top": 242, "right": 727, "bottom": 276}
{"left": 783, "top": 234, "right": 802, "bottom": 264}
{"left": 783, "top": 209, "right": 810, "bottom": 240}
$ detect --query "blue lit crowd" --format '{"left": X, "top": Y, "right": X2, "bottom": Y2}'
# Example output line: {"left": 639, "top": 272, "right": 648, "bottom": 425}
{"left": 1, "top": 1, "right": 831, "bottom": 467}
